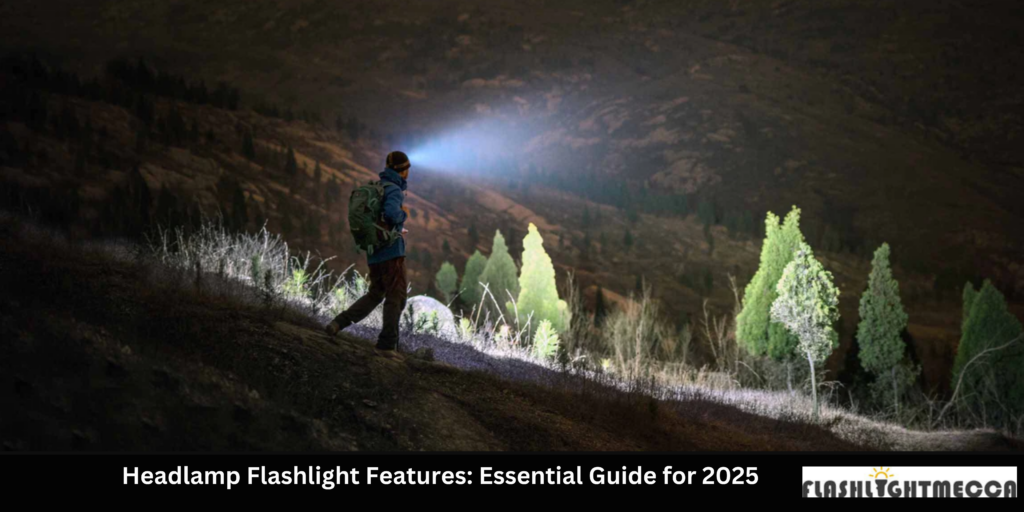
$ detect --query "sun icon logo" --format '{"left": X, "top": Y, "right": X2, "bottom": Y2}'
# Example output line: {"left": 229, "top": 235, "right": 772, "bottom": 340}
{"left": 869, "top": 467, "right": 895, "bottom": 479}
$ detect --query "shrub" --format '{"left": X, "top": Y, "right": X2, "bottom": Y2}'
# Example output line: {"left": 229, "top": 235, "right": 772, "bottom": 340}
{"left": 532, "top": 320, "right": 560, "bottom": 360}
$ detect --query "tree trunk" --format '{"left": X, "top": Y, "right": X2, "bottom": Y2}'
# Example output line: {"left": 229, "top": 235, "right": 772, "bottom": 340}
{"left": 806, "top": 350, "right": 818, "bottom": 420}
{"left": 892, "top": 366, "right": 899, "bottom": 420}
{"left": 786, "top": 361, "right": 793, "bottom": 394}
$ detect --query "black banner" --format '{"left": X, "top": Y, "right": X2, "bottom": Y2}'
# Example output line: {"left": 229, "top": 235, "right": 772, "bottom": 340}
{"left": 0, "top": 452, "right": 1018, "bottom": 500}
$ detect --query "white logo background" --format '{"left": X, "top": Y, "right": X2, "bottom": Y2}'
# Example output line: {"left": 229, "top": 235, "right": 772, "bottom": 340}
{"left": 802, "top": 466, "right": 1017, "bottom": 498}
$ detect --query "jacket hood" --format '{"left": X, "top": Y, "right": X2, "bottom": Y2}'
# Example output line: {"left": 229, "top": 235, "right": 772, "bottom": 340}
{"left": 380, "top": 168, "right": 408, "bottom": 191}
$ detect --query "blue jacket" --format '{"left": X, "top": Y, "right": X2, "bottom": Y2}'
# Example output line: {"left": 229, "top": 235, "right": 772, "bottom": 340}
{"left": 367, "top": 167, "right": 408, "bottom": 265}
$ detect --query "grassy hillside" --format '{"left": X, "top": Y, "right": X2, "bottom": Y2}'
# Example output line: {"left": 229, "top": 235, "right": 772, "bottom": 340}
{"left": 2, "top": 0, "right": 1022, "bottom": 398}
{"left": 3, "top": 215, "right": 1020, "bottom": 451}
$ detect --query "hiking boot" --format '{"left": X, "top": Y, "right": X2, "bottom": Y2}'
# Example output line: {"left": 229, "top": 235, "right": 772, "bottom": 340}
{"left": 325, "top": 320, "right": 350, "bottom": 337}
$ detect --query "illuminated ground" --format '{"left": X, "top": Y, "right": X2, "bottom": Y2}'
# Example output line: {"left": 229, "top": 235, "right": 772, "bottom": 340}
{"left": 1, "top": 217, "right": 1018, "bottom": 451}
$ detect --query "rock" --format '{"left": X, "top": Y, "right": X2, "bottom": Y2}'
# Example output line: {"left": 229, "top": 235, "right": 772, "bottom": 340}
{"left": 401, "top": 295, "right": 457, "bottom": 339}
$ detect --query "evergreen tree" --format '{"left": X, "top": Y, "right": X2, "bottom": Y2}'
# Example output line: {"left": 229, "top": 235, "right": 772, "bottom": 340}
{"left": 516, "top": 223, "right": 568, "bottom": 332}
{"left": 962, "top": 281, "right": 977, "bottom": 328}
{"left": 126, "top": 164, "right": 151, "bottom": 236}
{"left": 479, "top": 230, "right": 519, "bottom": 314}
{"left": 435, "top": 261, "right": 459, "bottom": 304}
{"left": 442, "top": 239, "right": 451, "bottom": 257}
{"left": 770, "top": 242, "right": 840, "bottom": 418}
{"left": 736, "top": 207, "right": 805, "bottom": 360}
{"left": 284, "top": 145, "right": 298, "bottom": 176}
{"left": 856, "top": 243, "right": 911, "bottom": 412}
{"left": 231, "top": 183, "right": 248, "bottom": 233}
{"left": 623, "top": 229, "right": 634, "bottom": 249}
{"left": 594, "top": 285, "right": 608, "bottom": 327}
{"left": 468, "top": 223, "right": 480, "bottom": 247}
{"left": 462, "top": 250, "right": 488, "bottom": 308}
{"left": 953, "top": 280, "right": 1024, "bottom": 425}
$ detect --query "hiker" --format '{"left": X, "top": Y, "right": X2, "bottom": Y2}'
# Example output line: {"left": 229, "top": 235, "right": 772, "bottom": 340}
{"left": 325, "top": 151, "right": 411, "bottom": 355}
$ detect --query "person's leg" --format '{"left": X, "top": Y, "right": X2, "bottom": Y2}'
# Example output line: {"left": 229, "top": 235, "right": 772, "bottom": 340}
{"left": 326, "top": 262, "right": 386, "bottom": 335}
{"left": 376, "top": 257, "right": 407, "bottom": 350}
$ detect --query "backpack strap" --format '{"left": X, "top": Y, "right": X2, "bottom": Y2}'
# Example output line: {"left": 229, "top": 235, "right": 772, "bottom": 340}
{"left": 375, "top": 180, "right": 402, "bottom": 241}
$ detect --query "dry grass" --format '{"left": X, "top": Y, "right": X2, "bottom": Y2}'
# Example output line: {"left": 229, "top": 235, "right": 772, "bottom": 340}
{"left": 2, "top": 213, "right": 1019, "bottom": 451}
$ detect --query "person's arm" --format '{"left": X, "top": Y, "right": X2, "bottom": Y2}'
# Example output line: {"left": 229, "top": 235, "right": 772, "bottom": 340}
{"left": 381, "top": 186, "right": 407, "bottom": 227}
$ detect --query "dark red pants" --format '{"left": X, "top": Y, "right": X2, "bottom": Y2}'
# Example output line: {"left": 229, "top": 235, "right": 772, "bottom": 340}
{"left": 332, "top": 257, "right": 407, "bottom": 349}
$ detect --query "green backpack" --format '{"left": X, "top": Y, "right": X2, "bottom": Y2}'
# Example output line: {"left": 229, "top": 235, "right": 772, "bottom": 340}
{"left": 348, "top": 180, "right": 401, "bottom": 256}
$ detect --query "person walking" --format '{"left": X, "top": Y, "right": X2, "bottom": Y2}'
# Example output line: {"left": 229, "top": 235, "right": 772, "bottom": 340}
{"left": 325, "top": 151, "right": 411, "bottom": 358}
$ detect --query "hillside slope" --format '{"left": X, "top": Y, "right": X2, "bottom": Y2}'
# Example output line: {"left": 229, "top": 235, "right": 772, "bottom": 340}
{"left": 2, "top": 0, "right": 1022, "bottom": 396}
{"left": 2, "top": 217, "right": 1020, "bottom": 452}
{"left": 0, "top": 217, "right": 850, "bottom": 451}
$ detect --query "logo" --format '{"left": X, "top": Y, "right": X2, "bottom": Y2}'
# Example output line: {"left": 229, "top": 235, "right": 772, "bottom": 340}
{"left": 802, "top": 467, "right": 1017, "bottom": 498}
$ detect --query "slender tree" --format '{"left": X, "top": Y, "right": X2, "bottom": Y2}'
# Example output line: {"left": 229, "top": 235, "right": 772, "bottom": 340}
{"left": 737, "top": 207, "right": 805, "bottom": 373}
{"left": 770, "top": 242, "right": 840, "bottom": 419}
{"left": 516, "top": 223, "right": 568, "bottom": 332}
{"left": 856, "top": 243, "right": 910, "bottom": 414}
{"left": 479, "top": 230, "right": 519, "bottom": 315}
{"left": 435, "top": 261, "right": 459, "bottom": 305}
{"left": 284, "top": 145, "right": 298, "bottom": 176}
{"left": 461, "top": 250, "right": 488, "bottom": 308}
{"left": 594, "top": 285, "right": 608, "bottom": 327}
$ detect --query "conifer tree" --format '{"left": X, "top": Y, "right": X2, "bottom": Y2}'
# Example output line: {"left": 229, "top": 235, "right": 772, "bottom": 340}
{"left": 856, "top": 243, "right": 911, "bottom": 413}
{"left": 516, "top": 223, "right": 568, "bottom": 332}
{"left": 770, "top": 242, "right": 840, "bottom": 418}
{"left": 231, "top": 183, "right": 248, "bottom": 233}
{"left": 594, "top": 285, "right": 608, "bottom": 327}
{"left": 462, "top": 250, "right": 488, "bottom": 308}
{"left": 126, "top": 164, "right": 151, "bottom": 236}
{"left": 480, "top": 230, "right": 519, "bottom": 315}
{"left": 953, "top": 280, "right": 1024, "bottom": 425}
{"left": 962, "top": 282, "right": 977, "bottom": 328}
{"left": 737, "top": 207, "right": 805, "bottom": 362}
{"left": 435, "top": 261, "right": 459, "bottom": 304}
{"left": 284, "top": 145, "right": 298, "bottom": 176}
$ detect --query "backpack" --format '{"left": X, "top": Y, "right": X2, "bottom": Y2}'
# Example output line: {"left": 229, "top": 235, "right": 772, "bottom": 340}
{"left": 348, "top": 180, "right": 401, "bottom": 256}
